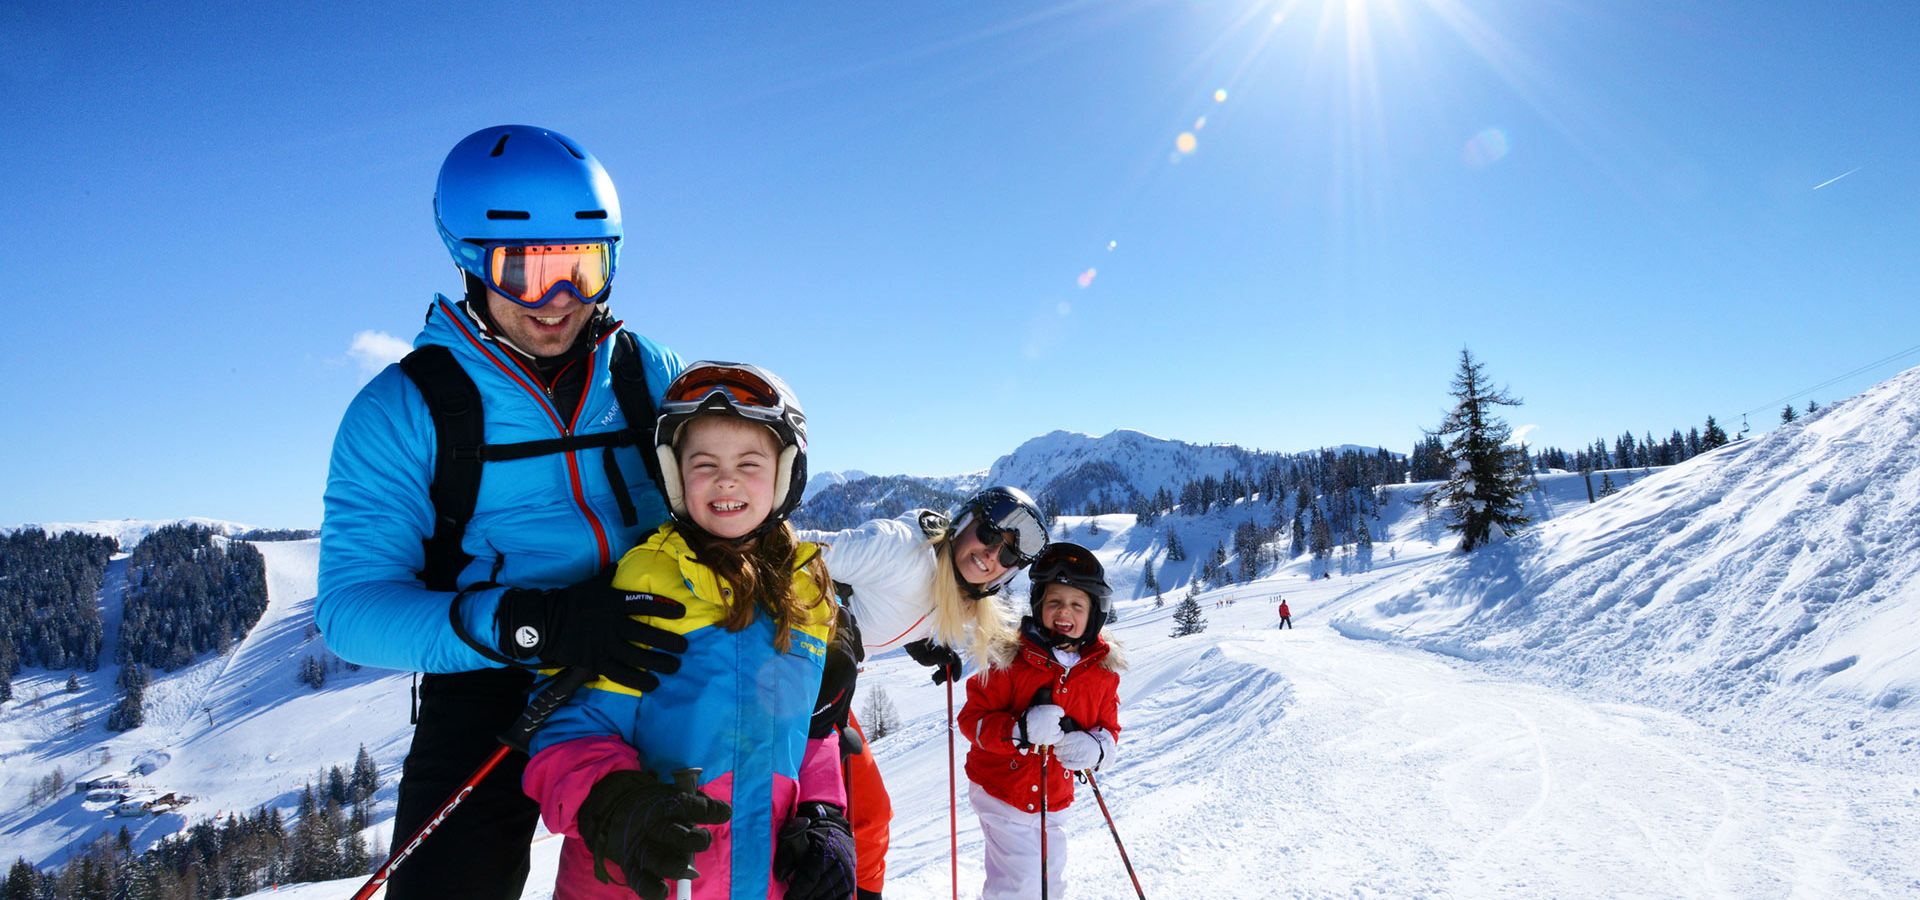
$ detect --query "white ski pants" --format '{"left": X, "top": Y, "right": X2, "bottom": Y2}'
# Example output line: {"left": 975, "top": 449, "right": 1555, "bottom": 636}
{"left": 969, "top": 780, "right": 1070, "bottom": 899}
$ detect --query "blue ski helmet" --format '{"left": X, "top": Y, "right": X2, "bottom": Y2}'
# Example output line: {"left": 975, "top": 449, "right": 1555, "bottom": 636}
{"left": 433, "top": 125, "right": 623, "bottom": 282}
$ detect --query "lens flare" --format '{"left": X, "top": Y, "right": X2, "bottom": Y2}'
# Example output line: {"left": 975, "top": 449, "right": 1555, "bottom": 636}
{"left": 1107, "top": 240, "right": 1117, "bottom": 251}
{"left": 1463, "top": 127, "right": 1510, "bottom": 168}
{"left": 1176, "top": 132, "right": 1198, "bottom": 154}
{"left": 1077, "top": 268, "right": 1098, "bottom": 288}
{"left": 1194, "top": 115, "right": 1208, "bottom": 130}
{"left": 1213, "top": 89, "right": 1228, "bottom": 103}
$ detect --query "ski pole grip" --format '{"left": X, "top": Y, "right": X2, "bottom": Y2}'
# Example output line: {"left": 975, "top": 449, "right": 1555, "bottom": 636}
{"left": 501, "top": 667, "right": 593, "bottom": 753}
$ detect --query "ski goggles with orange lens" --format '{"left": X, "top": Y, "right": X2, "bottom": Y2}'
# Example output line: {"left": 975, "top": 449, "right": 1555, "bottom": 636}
{"left": 662, "top": 364, "right": 783, "bottom": 410}
{"left": 482, "top": 241, "right": 613, "bottom": 308}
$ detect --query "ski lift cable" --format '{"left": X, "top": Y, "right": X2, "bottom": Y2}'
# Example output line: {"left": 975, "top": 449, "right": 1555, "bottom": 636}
{"left": 1740, "top": 339, "right": 1920, "bottom": 417}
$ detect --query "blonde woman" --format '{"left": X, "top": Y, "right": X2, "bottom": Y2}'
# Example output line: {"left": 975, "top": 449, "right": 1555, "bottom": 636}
{"left": 801, "top": 486, "right": 1048, "bottom": 900}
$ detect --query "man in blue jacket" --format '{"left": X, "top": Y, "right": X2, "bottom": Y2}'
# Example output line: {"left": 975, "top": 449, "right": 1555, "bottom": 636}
{"left": 318, "top": 125, "right": 690, "bottom": 899}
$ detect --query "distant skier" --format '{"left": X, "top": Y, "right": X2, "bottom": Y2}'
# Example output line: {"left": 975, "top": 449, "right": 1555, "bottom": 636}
{"left": 958, "top": 542, "right": 1125, "bottom": 899}
{"left": 798, "top": 486, "right": 1047, "bottom": 899}
{"left": 1278, "top": 598, "right": 1292, "bottom": 629}
{"left": 521, "top": 363, "right": 855, "bottom": 899}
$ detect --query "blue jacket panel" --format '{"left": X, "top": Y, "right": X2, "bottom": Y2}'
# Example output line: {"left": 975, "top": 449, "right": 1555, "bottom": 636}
{"left": 317, "top": 295, "right": 684, "bottom": 673}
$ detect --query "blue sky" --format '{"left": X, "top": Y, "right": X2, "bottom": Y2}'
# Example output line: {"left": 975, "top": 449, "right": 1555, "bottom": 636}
{"left": 3, "top": 0, "right": 1916, "bottom": 527}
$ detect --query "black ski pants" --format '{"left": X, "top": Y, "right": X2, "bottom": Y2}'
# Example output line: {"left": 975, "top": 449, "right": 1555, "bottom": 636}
{"left": 386, "top": 667, "right": 539, "bottom": 900}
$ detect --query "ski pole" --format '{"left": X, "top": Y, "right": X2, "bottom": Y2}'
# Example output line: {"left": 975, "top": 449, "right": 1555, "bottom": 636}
{"left": 1086, "top": 771, "right": 1146, "bottom": 899}
{"left": 671, "top": 768, "right": 703, "bottom": 900}
{"left": 947, "top": 676, "right": 960, "bottom": 900}
{"left": 1039, "top": 747, "right": 1050, "bottom": 900}
{"left": 350, "top": 667, "right": 592, "bottom": 900}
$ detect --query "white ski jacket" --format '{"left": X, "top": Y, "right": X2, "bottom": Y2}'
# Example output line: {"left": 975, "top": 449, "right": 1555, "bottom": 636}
{"left": 801, "top": 510, "right": 946, "bottom": 653}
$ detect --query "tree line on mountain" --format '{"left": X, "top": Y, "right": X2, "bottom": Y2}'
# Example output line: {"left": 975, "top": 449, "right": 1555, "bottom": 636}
{"left": 0, "top": 530, "right": 117, "bottom": 703}
{"left": 2, "top": 747, "right": 382, "bottom": 899}
{"left": 116, "top": 525, "right": 268, "bottom": 674}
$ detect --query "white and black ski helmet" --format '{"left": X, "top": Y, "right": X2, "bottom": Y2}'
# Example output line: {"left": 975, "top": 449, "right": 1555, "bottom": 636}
{"left": 1028, "top": 541, "right": 1111, "bottom": 646}
{"left": 949, "top": 485, "right": 1049, "bottom": 597}
{"left": 654, "top": 361, "right": 808, "bottom": 527}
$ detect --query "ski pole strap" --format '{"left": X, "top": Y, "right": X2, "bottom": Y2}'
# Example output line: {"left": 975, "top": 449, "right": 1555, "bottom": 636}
{"left": 500, "top": 667, "right": 594, "bottom": 754}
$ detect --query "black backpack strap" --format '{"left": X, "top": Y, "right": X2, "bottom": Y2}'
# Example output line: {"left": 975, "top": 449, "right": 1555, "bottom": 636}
{"left": 607, "top": 330, "right": 666, "bottom": 525}
{"left": 400, "top": 346, "right": 484, "bottom": 592}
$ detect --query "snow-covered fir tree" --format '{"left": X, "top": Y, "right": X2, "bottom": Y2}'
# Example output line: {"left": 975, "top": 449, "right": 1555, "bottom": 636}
{"left": 1598, "top": 472, "right": 1619, "bottom": 498}
{"left": 1142, "top": 559, "right": 1161, "bottom": 604}
{"left": 1171, "top": 585, "right": 1208, "bottom": 637}
{"left": 1355, "top": 517, "right": 1374, "bottom": 572}
{"left": 1165, "top": 529, "right": 1187, "bottom": 562}
{"left": 1424, "top": 348, "right": 1533, "bottom": 552}
{"left": 1701, "top": 415, "right": 1730, "bottom": 451}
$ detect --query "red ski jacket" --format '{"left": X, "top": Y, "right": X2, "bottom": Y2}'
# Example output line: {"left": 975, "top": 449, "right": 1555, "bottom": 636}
{"left": 958, "top": 625, "right": 1123, "bottom": 812}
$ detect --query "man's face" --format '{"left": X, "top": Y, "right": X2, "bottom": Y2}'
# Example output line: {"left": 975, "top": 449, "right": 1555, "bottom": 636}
{"left": 484, "top": 287, "right": 596, "bottom": 359}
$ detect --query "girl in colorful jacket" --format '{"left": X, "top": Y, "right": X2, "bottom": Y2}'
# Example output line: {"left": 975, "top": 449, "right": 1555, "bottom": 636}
{"left": 522, "top": 362, "right": 855, "bottom": 900}
{"left": 957, "top": 542, "right": 1125, "bottom": 900}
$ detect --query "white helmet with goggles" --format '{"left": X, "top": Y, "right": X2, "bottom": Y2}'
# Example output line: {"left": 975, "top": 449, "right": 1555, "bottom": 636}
{"left": 654, "top": 361, "right": 809, "bottom": 527}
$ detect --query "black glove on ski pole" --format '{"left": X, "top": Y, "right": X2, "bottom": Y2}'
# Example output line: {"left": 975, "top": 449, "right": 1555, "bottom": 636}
{"left": 903, "top": 637, "right": 964, "bottom": 684}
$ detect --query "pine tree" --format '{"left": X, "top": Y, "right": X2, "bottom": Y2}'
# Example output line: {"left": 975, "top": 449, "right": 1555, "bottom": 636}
{"left": 1701, "top": 415, "right": 1730, "bottom": 450}
{"left": 860, "top": 685, "right": 902, "bottom": 741}
{"left": 1355, "top": 517, "right": 1374, "bottom": 572}
{"left": 1171, "top": 586, "right": 1208, "bottom": 637}
{"left": 1806, "top": 400, "right": 1819, "bottom": 415}
{"left": 65, "top": 674, "right": 80, "bottom": 693}
{"left": 1780, "top": 404, "right": 1798, "bottom": 424}
{"left": 1423, "top": 348, "right": 1533, "bottom": 552}
{"left": 350, "top": 745, "right": 380, "bottom": 802}
{"left": 1142, "top": 560, "right": 1161, "bottom": 604}
{"left": 106, "top": 664, "right": 145, "bottom": 732}
{"left": 1309, "top": 505, "right": 1333, "bottom": 561}
{"left": 1165, "top": 530, "right": 1186, "bottom": 563}
{"left": 1289, "top": 507, "right": 1306, "bottom": 559}
{"left": 1597, "top": 472, "right": 1618, "bottom": 498}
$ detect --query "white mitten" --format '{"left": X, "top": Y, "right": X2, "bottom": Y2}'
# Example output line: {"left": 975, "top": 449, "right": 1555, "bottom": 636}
{"left": 1052, "top": 731, "right": 1104, "bottom": 770}
{"left": 1021, "top": 704, "right": 1065, "bottom": 747}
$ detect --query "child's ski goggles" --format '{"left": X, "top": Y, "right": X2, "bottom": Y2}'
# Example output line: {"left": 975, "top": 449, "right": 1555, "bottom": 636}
{"left": 662, "top": 363, "right": 784, "bottom": 412}
{"left": 1029, "top": 543, "right": 1101, "bottom": 586}
{"left": 480, "top": 240, "right": 613, "bottom": 308}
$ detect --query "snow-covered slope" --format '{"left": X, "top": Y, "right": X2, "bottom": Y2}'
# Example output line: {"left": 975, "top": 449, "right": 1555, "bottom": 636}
{"left": 1330, "top": 365, "right": 1920, "bottom": 761}
{"left": 0, "top": 539, "right": 417, "bottom": 869}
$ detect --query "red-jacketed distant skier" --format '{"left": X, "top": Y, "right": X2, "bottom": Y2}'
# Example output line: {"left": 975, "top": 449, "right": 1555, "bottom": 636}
{"left": 1278, "top": 598, "right": 1292, "bottom": 629}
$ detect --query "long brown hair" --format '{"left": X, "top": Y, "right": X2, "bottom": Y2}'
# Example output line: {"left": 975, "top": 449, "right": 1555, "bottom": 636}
{"left": 679, "top": 521, "right": 831, "bottom": 653}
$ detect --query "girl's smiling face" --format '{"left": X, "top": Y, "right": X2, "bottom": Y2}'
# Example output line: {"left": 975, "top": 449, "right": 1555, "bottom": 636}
{"left": 678, "top": 415, "right": 779, "bottom": 539}
{"left": 1038, "top": 583, "right": 1092, "bottom": 639}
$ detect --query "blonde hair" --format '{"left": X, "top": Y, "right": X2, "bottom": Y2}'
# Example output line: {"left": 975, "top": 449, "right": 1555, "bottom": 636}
{"left": 928, "top": 527, "right": 1016, "bottom": 668}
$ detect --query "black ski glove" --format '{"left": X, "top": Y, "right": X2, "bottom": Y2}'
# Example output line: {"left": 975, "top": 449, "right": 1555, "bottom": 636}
{"left": 577, "top": 770, "right": 733, "bottom": 900}
{"left": 902, "top": 637, "right": 963, "bottom": 684}
{"left": 773, "top": 802, "right": 857, "bottom": 900}
{"left": 811, "top": 604, "right": 865, "bottom": 739}
{"left": 495, "top": 568, "right": 689, "bottom": 693}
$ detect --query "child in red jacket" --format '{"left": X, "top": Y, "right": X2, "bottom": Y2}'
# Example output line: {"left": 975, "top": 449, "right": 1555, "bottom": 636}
{"left": 957, "top": 542, "right": 1124, "bottom": 899}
